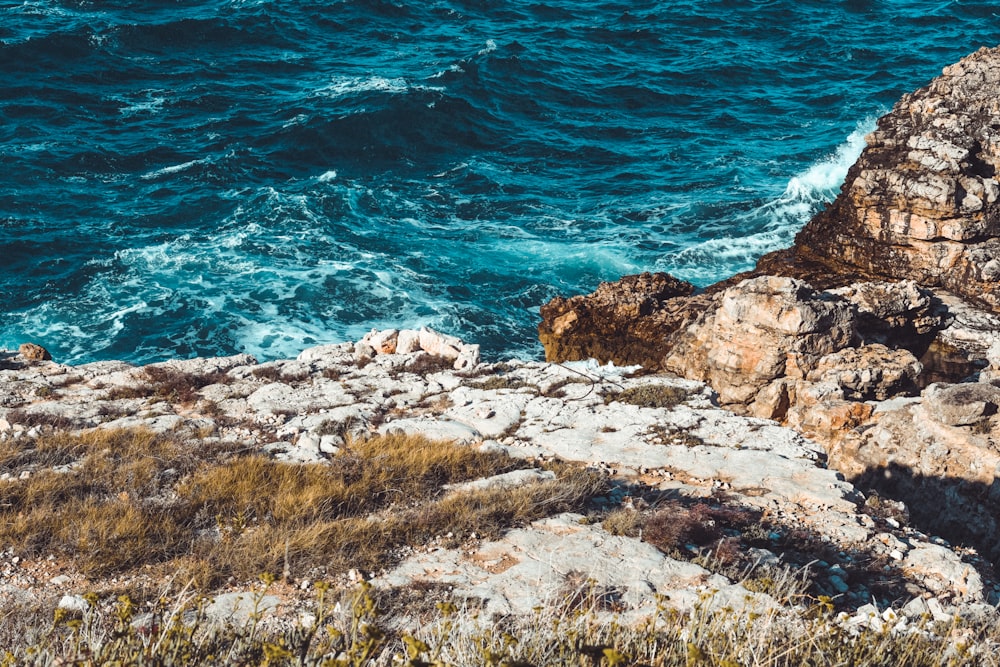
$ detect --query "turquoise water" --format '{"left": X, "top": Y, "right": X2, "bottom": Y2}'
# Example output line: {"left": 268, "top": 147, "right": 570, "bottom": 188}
{"left": 2, "top": 1, "right": 999, "bottom": 363}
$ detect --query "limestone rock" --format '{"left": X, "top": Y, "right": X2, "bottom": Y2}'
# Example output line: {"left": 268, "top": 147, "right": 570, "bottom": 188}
{"left": 418, "top": 327, "right": 462, "bottom": 360}
{"left": 831, "top": 395, "right": 1000, "bottom": 561}
{"left": 361, "top": 328, "right": 399, "bottom": 354}
{"left": 807, "top": 344, "right": 922, "bottom": 401}
{"left": 538, "top": 271, "right": 699, "bottom": 368}
{"left": 827, "top": 280, "right": 943, "bottom": 346}
{"left": 664, "top": 276, "right": 855, "bottom": 405}
{"left": 759, "top": 46, "right": 1000, "bottom": 311}
{"left": 376, "top": 512, "right": 769, "bottom": 621}
{"left": 18, "top": 343, "right": 51, "bottom": 362}
{"left": 923, "top": 381, "right": 1000, "bottom": 426}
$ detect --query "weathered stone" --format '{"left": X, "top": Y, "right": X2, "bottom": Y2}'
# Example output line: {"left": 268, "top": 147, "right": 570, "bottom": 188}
{"left": 663, "top": 277, "right": 855, "bottom": 405}
{"left": 453, "top": 343, "right": 480, "bottom": 371}
{"left": 204, "top": 592, "right": 280, "bottom": 625}
{"left": 807, "top": 344, "right": 922, "bottom": 401}
{"left": 418, "top": 326, "right": 462, "bottom": 360}
{"left": 902, "top": 543, "right": 984, "bottom": 601}
{"left": 538, "top": 271, "right": 698, "bottom": 368}
{"left": 759, "top": 46, "right": 1000, "bottom": 312}
{"left": 18, "top": 343, "right": 51, "bottom": 361}
{"left": 396, "top": 329, "right": 421, "bottom": 354}
{"left": 827, "top": 280, "right": 943, "bottom": 345}
{"left": 923, "top": 382, "right": 1000, "bottom": 426}
{"left": 442, "top": 469, "right": 556, "bottom": 494}
{"left": 376, "top": 513, "right": 771, "bottom": 621}
{"left": 246, "top": 380, "right": 354, "bottom": 415}
{"left": 361, "top": 328, "right": 399, "bottom": 354}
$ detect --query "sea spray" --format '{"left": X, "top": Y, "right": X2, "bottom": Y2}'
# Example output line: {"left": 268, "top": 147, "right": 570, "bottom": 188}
{"left": 2, "top": 1, "right": 998, "bottom": 363}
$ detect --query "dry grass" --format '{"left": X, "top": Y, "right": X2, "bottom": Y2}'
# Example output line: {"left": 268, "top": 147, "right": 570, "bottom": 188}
{"left": 404, "top": 352, "right": 457, "bottom": 374}
{"left": 102, "top": 366, "right": 230, "bottom": 403}
{"left": 0, "top": 428, "right": 605, "bottom": 589}
{"left": 6, "top": 579, "right": 1000, "bottom": 666}
{"left": 642, "top": 501, "right": 759, "bottom": 556}
{"left": 467, "top": 375, "right": 532, "bottom": 391}
{"left": 4, "top": 408, "right": 78, "bottom": 430}
{"left": 604, "top": 384, "right": 690, "bottom": 409}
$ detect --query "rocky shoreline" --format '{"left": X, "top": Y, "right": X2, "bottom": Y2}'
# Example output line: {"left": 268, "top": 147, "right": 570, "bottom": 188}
{"left": 540, "top": 45, "right": 1000, "bottom": 572}
{"left": 5, "top": 46, "right": 1000, "bottom": 659}
{"left": 1, "top": 323, "right": 997, "bottom": 639}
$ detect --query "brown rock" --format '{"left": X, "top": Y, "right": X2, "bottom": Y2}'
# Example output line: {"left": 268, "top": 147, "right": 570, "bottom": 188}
{"left": 923, "top": 381, "right": 1000, "bottom": 426}
{"left": 807, "top": 344, "right": 922, "bottom": 401}
{"left": 663, "top": 276, "right": 855, "bottom": 405}
{"left": 835, "top": 398, "right": 1000, "bottom": 561}
{"left": 538, "top": 272, "right": 698, "bottom": 368}
{"left": 791, "top": 399, "right": 874, "bottom": 441}
{"left": 761, "top": 46, "right": 1000, "bottom": 310}
{"left": 18, "top": 342, "right": 51, "bottom": 361}
{"left": 828, "top": 280, "right": 944, "bottom": 347}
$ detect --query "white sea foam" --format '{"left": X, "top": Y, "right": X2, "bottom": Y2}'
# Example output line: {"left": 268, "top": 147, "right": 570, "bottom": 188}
{"left": 282, "top": 113, "right": 308, "bottom": 128}
{"left": 664, "top": 117, "right": 876, "bottom": 285}
{"left": 318, "top": 170, "right": 338, "bottom": 182}
{"left": 118, "top": 91, "right": 166, "bottom": 117}
{"left": 140, "top": 159, "right": 203, "bottom": 180}
{"left": 314, "top": 76, "right": 443, "bottom": 99}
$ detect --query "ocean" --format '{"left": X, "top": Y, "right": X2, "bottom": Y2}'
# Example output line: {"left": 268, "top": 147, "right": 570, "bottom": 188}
{"left": 2, "top": 0, "right": 999, "bottom": 364}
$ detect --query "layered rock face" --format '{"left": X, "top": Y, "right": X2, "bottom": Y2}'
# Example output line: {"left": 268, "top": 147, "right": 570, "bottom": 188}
{"left": 539, "top": 46, "right": 1000, "bottom": 566}
{"left": 760, "top": 45, "right": 1000, "bottom": 305}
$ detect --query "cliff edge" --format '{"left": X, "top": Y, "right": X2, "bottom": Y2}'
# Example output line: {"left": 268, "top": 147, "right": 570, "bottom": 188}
{"left": 539, "top": 46, "right": 1000, "bottom": 569}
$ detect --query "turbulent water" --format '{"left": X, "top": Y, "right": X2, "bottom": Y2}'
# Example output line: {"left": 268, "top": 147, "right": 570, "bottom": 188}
{"left": 2, "top": 1, "right": 999, "bottom": 364}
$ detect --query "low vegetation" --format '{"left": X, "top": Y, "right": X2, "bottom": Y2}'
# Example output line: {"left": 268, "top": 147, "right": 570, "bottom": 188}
{"left": 101, "top": 366, "right": 231, "bottom": 403}
{"left": 604, "top": 384, "right": 690, "bottom": 409}
{"left": 0, "top": 429, "right": 603, "bottom": 590}
{"left": 5, "top": 578, "right": 999, "bottom": 666}
{"left": 1, "top": 424, "right": 993, "bottom": 664}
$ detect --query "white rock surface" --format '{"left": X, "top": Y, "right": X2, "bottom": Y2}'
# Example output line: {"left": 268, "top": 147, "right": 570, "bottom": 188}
{"left": 0, "top": 327, "right": 993, "bottom": 623}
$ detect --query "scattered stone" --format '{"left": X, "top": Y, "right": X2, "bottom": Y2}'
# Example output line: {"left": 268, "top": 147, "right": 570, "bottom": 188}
{"left": 204, "top": 592, "right": 280, "bottom": 625}
{"left": 442, "top": 469, "right": 556, "bottom": 494}
{"left": 923, "top": 382, "right": 1000, "bottom": 426}
{"left": 57, "top": 594, "right": 89, "bottom": 614}
{"left": 18, "top": 343, "right": 51, "bottom": 362}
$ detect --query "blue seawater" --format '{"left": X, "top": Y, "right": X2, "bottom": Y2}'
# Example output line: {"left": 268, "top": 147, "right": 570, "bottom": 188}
{"left": 2, "top": 1, "right": 999, "bottom": 364}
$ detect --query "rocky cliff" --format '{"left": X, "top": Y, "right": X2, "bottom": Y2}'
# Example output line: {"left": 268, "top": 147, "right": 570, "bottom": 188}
{"left": 0, "top": 329, "right": 994, "bottom": 644}
{"left": 539, "top": 46, "right": 1000, "bottom": 569}
{"left": 760, "top": 45, "right": 1000, "bottom": 306}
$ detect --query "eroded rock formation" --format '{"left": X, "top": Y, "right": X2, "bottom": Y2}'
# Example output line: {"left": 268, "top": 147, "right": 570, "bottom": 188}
{"left": 539, "top": 46, "right": 1000, "bottom": 566}
{"left": 760, "top": 45, "right": 1000, "bottom": 306}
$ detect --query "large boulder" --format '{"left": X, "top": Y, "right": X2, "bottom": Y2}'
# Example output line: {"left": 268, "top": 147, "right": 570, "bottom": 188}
{"left": 538, "top": 272, "right": 702, "bottom": 368}
{"left": 662, "top": 276, "right": 855, "bottom": 405}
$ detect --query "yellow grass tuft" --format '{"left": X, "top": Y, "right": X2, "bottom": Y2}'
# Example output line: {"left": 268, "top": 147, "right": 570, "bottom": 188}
{"left": 0, "top": 428, "right": 605, "bottom": 588}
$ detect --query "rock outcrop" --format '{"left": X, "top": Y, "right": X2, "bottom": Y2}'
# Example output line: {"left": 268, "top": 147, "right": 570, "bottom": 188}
{"left": 0, "top": 330, "right": 993, "bottom": 627}
{"left": 759, "top": 46, "right": 1000, "bottom": 310}
{"left": 538, "top": 46, "right": 1000, "bottom": 570}
{"left": 538, "top": 272, "right": 701, "bottom": 367}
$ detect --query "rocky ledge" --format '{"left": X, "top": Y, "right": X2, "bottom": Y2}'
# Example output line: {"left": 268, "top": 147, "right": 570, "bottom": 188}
{"left": 540, "top": 46, "right": 1000, "bottom": 573}
{"left": 0, "top": 326, "right": 995, "bottom": 640}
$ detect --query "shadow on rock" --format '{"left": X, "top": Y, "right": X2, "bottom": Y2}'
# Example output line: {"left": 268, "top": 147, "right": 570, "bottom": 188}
{"left": 852, "top": 462, "right": 999, "bottom": 582}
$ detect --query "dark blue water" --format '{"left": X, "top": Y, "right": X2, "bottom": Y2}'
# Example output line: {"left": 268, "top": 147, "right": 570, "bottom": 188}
{"left": 2, "top": 1, "right": 999, "bottom": 364}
